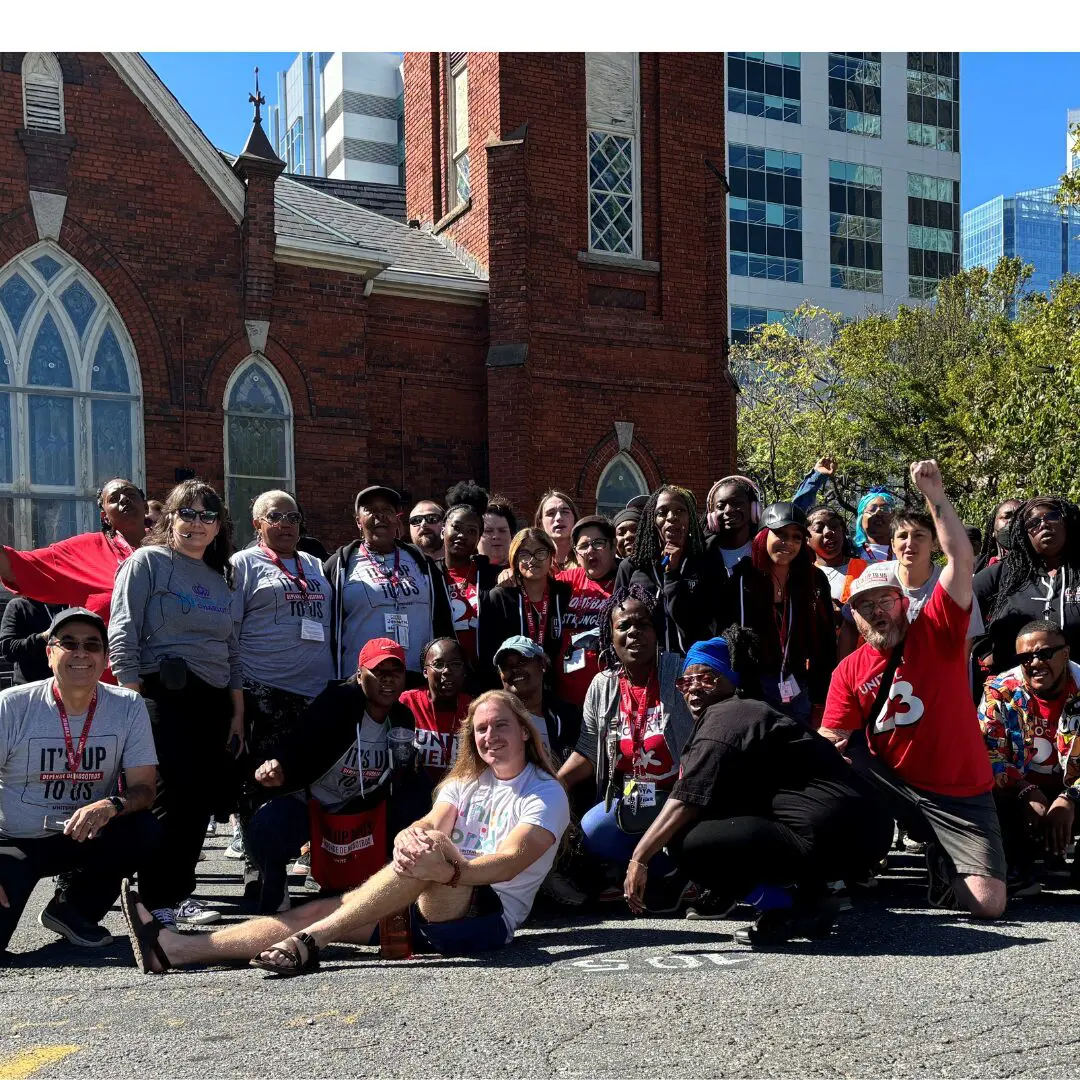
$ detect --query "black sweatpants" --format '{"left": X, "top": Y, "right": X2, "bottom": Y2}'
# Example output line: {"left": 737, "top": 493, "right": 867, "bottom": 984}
{"left": 669, "top": 775, "right": 892, "bottom": 909}
{"left": 138, "top": 671, "right": 233, "bottom": 911}
{"left": 0, "top": 811, "right": 161, "bottom": 951}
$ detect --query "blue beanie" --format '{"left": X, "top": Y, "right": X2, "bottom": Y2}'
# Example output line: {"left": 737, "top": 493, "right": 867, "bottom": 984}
{"left": 853, "top": 489, "right": 897, "bottom": 549}
{"left": 681, "top": 636, "right": 740, "bottom": 688}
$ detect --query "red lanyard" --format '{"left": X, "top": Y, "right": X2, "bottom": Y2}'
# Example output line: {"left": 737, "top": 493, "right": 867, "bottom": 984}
{"left": 618, "top": 672, "right": 658, "bottom": 769}
{"left": 363, "top": 544, "right": 402, "bottom": 588}
{"left": 52, "top": 681, "right": 97, "bottom": 775}
{"left": 260, "top": 543, "right": 308, "bottom": 592}
{"left": 773, "top": 596, "right": 793, "bottom": 675}
{"left": 524, "top": 587, "right": 549, "bottom": 645}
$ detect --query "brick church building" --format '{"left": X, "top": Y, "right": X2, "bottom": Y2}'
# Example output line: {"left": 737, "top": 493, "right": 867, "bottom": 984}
{"left": 0, "top": 51, "right": 733, "bottom": 549}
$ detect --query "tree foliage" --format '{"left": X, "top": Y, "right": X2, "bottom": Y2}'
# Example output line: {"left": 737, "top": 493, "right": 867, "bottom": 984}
{"left": 1058, "top": 121, "right": 1080, "bottom": 208}
{"left": 732, "top": 258, "right": 1080, "bottom": 526}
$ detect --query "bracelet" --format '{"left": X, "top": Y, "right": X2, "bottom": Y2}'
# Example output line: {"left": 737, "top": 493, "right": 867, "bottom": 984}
{"left": 629, "top": 857, "right": 649, "bottom": 869}
{"left": 1017, "top": 784, "right": 1038, "bottom": 801}
{"left": 445, "top": 860, "right": 462, "bottom": 888}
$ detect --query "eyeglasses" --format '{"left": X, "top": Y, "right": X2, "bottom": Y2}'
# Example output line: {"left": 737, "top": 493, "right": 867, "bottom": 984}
{"left": 675, "top": 672, "right": 723, "bottom": 691}
{"left": 177, "top": 508, "right": 219, "bottom": 524}
{"left": 262, "top": 510, "right": 303, "bottom": 525}
{"left": 1017, "top": 643, "right": 1067, "bottom": 667}
{"left": 517, "top": 549, "right": 552, "bottom": 564}
{"left": 426, "top": 659, "right": 466, "bottom": 673}
{"left": 1025, "top": 510, "right": 1064, "bottom": 532}
{"left": 864, "top": 505, "right": 893, "bottom": 517}
{"left": 853, "top": 593, "right": 902, "bottom": 617}
{"left": 49, "top": 637, "right": 105, "bottom": 653}
{"left": 410, "top": 513, "right": 444, "bottom": 526}
{"left": 575, "top": 538, "right": 611, "bottom": 554}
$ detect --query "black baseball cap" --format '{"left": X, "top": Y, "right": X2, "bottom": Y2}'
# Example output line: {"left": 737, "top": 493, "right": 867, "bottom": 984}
{"left": 759, "top": 502, "right": 808, "bottom": 531}
{"left": 354, "top": 485, "right": 402, "bottom": 514}
{"left": 47, "top": 607, "right": 107, "bottom": 642}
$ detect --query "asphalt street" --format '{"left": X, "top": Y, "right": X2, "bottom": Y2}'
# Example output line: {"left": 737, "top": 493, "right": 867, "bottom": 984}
{"left": 1, "top": 832, "right": 1078, "bottom": 1079}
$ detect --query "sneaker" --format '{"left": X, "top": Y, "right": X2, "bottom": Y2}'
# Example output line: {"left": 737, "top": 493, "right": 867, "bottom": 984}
{"left": 303, "top": 873, "right": 321, "bottom": 893}
{"left": 733, "top": 906, "right": 834, "bottom": 948}
{"left": 289, "top": 850, "right": 311, "bottom": 876}
{"left": 596, "top": 884, "right": 623, "bottom": 903}
{"left": 685, "top": 890, "right": 737, "bottom": 921}
{"left": 173, "top": 898, "right": 221, "bottom": 926}
{"left": 540, "top": 870, "right": 588, "bottom": 907}
{"left": 1007, "top": 868, "right": 1042, "bottom": 898}
{"left": 38, "top": 898, "right": 113, "bottom": 948}
{"left": 643, "top": 870, "right": 695, "bottom": 916}
{"left": 223, "top": 829, "right": 245, "bottom": 860}
{"left": 205, "top": 818, "right": 216, "bottom": 836}
{"left": 925, "top": 843, "right": 957, "bottom": 909}
{"left": 902, "top": 836, "right": 927, "bottom": 855}
{"left": 151, "top": 906, "right": 177, "bottom": 929}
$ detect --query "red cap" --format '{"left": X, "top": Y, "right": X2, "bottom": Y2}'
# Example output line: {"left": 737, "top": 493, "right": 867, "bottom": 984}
{"left": 358, "top": 637, "right": 406, "bottom": 671}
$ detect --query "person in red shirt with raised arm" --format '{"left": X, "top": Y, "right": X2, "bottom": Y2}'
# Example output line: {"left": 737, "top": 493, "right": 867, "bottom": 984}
{"left": 820, "top": 460, "right": 1007, "bottom": 920}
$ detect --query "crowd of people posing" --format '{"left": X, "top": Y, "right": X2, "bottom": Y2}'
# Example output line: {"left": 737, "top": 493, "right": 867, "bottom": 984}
{"left": 1, "top": 455, "right": 1078, "bottom": 976}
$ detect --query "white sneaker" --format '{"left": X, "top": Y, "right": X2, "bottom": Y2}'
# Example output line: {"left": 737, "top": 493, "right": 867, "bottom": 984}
{"left": 223, "top": 831, "right": 245, "bottom": 860}
{"left": 174, "top": 898, "right": 221, "bottom": 926}
{"left": 205, "top": 818, "right": 217, "bottom": 836}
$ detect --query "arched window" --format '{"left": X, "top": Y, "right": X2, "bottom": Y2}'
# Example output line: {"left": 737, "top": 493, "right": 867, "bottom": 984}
{"left": 22, "top": 53, "right": 65, "bottom": 134}
{"left": 0, "top": 243, "right": 143, "bottom": 547}
{"left": 595, "top": 452, "right": 647, "bottom": 517}
{"left": 224, "top": 357, "right": 294, "bottom": 537}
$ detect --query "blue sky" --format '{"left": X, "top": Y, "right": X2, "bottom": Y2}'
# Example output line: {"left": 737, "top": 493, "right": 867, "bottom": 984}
{"left": 143, "top": 52, "right": 1080, "bottom": 212}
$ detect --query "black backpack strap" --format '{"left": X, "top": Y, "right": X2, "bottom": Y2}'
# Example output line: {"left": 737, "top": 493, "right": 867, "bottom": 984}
{"left": 865, "top": 639, "right": 906, "bottom": 731}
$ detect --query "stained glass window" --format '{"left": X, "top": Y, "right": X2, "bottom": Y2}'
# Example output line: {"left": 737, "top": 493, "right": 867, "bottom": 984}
{"left": 62, "top": 280, "right": 97, "bottom": 339}
{"left": 28, "top": 313, "right": 73, "bottom": 387}
{"left": 0, "top": 274, "right": 37, "bottom": 338}
{"left": 596, "top": 453, "right": 647, "bottom": 517}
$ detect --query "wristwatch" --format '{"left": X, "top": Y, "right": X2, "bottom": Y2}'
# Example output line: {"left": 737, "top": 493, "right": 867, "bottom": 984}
{"left": 107, "top": 795, "right": 125, "bottom": 815}
{"left": 1061, "top": 787, "right": 1080, "bottom": 803}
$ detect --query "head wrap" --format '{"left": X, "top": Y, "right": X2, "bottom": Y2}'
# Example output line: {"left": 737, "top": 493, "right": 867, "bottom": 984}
{"left": 681, "top": 636, "right": 740, "bottom": 688}
{"left": 853, "top": 489, "right": 897, "bottom": 550}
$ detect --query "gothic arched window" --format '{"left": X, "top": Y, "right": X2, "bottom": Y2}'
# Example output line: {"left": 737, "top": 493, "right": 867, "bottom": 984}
{"left": 595, "top": 452, "right": 647, "bottom": 517}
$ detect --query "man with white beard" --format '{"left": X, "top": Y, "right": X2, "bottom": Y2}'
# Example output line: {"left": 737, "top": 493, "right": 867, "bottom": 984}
{"left": 820, "top": 460, "right": 1007, "bottom": 920}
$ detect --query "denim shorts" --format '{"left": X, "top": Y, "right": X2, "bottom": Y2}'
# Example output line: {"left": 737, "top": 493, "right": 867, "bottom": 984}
{"left": 370, "top": 884, "right": 509, "bottom": 956}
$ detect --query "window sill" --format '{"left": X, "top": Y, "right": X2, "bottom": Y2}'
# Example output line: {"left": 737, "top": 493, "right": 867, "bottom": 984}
{"left": 577, "top": 251, "right": 660, "bottom": 275}
{"left": 434, "top": 199, "right": 472, "bottom": 234}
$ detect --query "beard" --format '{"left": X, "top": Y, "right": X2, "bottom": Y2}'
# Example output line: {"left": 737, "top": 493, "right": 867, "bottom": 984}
{"left": 861, "top": 619, "right": 906, "bottom": 651}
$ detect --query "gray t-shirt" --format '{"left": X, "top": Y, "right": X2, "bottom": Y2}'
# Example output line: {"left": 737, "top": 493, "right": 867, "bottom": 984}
{"left": 0, "top": 680, "right": 157, "bottom": 839}
{"left": 231, "top": 547, "right": 334, "bottom": 699}
{"left": 341, "top": 546, "right": 432, "bottom": 673}
{"left": 110, "top": 546, "right": 241, "bottom": 690}
{"left": 720, "top": 541, "right": 752, "bottom": 573}
{"left": 306, "top": 713, "right": 390, "bottom": 812}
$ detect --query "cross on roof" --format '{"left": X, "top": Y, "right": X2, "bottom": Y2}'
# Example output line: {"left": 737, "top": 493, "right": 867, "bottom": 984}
{"left": 249, "top": 66, "right": 265, "bottom": 125}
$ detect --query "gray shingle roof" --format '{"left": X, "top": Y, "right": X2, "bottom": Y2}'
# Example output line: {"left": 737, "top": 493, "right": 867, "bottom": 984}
{"left": 289, "top": 175, "right": 407, "bottom": 223}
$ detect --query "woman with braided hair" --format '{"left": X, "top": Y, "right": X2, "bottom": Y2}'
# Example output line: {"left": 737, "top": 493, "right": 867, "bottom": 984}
{"left": 974, "top": 496, "right": 1080, "bottom": 675}
{"left": 974, "top": 498, "right": 1023, "bottom": 575}
{"left": 557, "top": 584, "right": 696, "bottom": 913}
{"left": 614, "top": 485, "right": 727, "bottom": 656}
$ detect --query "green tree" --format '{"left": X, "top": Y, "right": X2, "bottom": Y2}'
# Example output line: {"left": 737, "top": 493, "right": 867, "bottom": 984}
{"left": 1058, "top": 121, "right": 1080, "bottom": 208}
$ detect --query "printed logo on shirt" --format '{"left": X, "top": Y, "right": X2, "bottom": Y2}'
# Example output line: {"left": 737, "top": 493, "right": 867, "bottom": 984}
{"left": 26, "top": 736, "right": 117, "bottom": 808}
{"left": 450, "top": 784, "right": 512, "bottom": 857}
{"left": 172, "top": 587, "right": 231, "bottom": 615}
{"left": 563, "top": 595, "right": 608, "bottom": 631}
{"left": 413, "top": 727, "right": 459, "bottom": 770}
{"left": 871, "top": 676, "right": 925, "bottom": 735}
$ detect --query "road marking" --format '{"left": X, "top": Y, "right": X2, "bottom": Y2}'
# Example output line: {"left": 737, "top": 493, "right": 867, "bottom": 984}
{"left": 0, "top": 1046, "right": 79, "bottom": 1079}
{"left": 564, "top": 951, "right": 753, "bottom": 973}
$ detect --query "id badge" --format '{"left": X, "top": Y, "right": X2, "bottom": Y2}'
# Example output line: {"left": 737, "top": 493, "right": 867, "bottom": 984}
{"left": 622, "top": 777, "right": 638, "bottom": 810}
{"left": 779, "top": 674, "right": 800, "bottom": 703}
{"left": 385, "top": 612, "right": 410, "bottom": 649}
{"left": 300, "top": 618, "right": 325, "bottom": 642}
{"left": 637, "top": 782, "right": 656, "bottom": 808}
{"left": 564, "top": 648, "right": 586, "bottom": 674}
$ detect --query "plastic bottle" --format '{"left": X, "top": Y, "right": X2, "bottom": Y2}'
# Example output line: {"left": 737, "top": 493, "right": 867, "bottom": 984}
{"left": 378, "top": 911, "right": 413, "bottom": 960}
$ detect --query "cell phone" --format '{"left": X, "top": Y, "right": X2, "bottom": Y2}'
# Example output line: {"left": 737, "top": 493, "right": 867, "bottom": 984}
{"left": 43, "top": 814, "right": 71, "bottom": 832}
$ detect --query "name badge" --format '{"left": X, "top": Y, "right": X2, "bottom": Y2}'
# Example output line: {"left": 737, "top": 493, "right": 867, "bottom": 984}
{"left": 622, "top": 778, "right": 638, "bottom": 811}
{"left": 637, "top": 781, "right": 656, "bottom": 807}
{"left": 385, "top": 612, "right": 410, "bottom": 649}
{"left": 779, "top": 674, "right": 801, "bottom": 703}
{"left": 300, "top": 618, "right": 325, "bottom": 643}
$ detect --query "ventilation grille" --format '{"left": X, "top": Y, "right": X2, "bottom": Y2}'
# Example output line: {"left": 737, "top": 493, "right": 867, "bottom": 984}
{"left": 24, "top": 77, "right": 63, "bottom": 133}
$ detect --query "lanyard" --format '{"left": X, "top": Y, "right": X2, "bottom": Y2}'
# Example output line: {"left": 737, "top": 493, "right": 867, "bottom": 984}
{"left": 260, "top": 543, "right": 308, "bottom": 592}
{"left": 773, "top": 597, "right": 793, "bottom": 676}
{"left": 618, "top": 672, "right": 658, "bottom": 773}
{"left": 363, "top": 544, "right": 402, "bottom": 588}
{"left": 52, "top": 681, "right": 98, "bottom": 775}
{"left": 524, "top": 587, "right": 549, "bottom": 645}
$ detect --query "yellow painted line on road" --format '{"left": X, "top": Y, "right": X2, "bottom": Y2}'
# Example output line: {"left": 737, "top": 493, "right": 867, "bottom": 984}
{"left": 0, "top": 1045, "right": 79, "bottom": 1079}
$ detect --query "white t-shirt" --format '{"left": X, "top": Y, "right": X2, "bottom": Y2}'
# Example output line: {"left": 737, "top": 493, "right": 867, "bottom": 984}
{"left": 306, "top": 713, "right": 390, "bottom": 812}
{"left": 719, "top": 541, "right": 752, "bottom": 573}
{"left": 436, "top": 763, "right": 570, "bottom": 939}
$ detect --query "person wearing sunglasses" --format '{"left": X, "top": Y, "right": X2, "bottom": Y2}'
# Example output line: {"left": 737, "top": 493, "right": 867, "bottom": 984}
{"left": 554, "top": 516, "right": 619, "bottom": 708}
{"left": 0, "top": 607, "right": 160, "bottom": 954}
{"left": 622, "top": 627, "right": 891, "bottom": 945}
{"left": 852, "top": 490, "right": 897, "bottom": 564}
{"left": 476, "top": 529, "right": 571, "bottom": 691}
{"left": 978, "top": 620, "right": 1080, "bottom": 895}
{"left": 109, "top": 480, "right": 243, "bottom": 930}
{"left": 820, "top": 460, "right": 1007, "bottom": 920}
{"left": 408, "top": 500, "right": 445, "bottom": 563}
{"left": 975, "top": 497, "right": 1080, "bottom": 676}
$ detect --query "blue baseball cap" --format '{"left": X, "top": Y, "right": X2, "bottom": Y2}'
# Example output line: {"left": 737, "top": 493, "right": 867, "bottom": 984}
{"left": 494, "top": 635, "right": 546, "bottom": 666}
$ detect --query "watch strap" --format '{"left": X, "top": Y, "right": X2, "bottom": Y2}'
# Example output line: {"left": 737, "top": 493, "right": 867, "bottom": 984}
{"left": 107, "top": 795, "right": 125, "bottom": 814}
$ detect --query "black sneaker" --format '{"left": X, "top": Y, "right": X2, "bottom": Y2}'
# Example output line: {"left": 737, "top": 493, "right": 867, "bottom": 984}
{"left": 1006, "top": 867, "right": 1042, "bottom": 898}
{"left": 685, "top": 889, "right": 737, "bottom": 921}
{"left": 925, "top": 842, "right": 958, "bottom": 909}
{"left": 643, "top": 869, "right": 694, "bottom": 915}
{"left": 733, "top": 906, "right": 834, "bottom": 947}
{"left": 38, "top": 898, "right": 113, "bottom": 948}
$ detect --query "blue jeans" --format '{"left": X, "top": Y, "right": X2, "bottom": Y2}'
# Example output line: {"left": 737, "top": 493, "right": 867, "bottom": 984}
{"left": 580, "top": 798, "right": 674, "bottom": 873}
{"left": 244, "top": 795, "right": 310, "bottom": 914}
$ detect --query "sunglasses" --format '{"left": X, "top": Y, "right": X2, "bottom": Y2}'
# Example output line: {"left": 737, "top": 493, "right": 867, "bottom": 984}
{"left": 410, "top": 513, "right": 444, "bottom": 526}
{"left": 1025, "top": 510, "right": 1064, "bottom": 532}
{"left": 49, "top": 636, "right": 105, "bottom": 653}
{"left": 177, "top": 507, "right": 219, "bottom": 524}
{"left": 263, "top": 510, "right": 303, "bottom": 525}
{"left": 1017, "top": 643, "right": 1067, "bottom": 667}
{"left": 675, "top": 672, "right": 723, "bottom": 691}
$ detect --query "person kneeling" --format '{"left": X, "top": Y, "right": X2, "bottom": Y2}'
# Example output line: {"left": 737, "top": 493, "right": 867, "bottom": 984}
{"left": 120, "top": 691, "right": 570, "bottom": 975}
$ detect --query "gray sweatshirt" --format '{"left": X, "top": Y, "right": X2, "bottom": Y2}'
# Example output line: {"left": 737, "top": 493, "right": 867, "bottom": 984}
{"left": 109, "top": 545, "right": 242, "bottom": 690}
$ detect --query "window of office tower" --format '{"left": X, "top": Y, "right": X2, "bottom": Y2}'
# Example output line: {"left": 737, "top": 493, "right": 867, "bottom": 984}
{"left": 728, "top": 144, "right": 803, "bottom": 283}
{"left": 907, "top": 53, "right": 960, "bottom": 153}
{"left": 829, "top": 161, "right": 883, "bottom": 292}
{"left": 730, "top": 306, "right": 793, "bottom": 345}
{"left": 908, "top": 173, "right": 960, "bottom": 298}
{"left": 827, "top": 54, "right": 881, "bottom": 138}
{"left": 727, "top": 53, "right": 801, "bottom": 124}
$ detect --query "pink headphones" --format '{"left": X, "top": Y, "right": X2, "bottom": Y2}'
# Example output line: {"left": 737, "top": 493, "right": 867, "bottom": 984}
{"left": 706, "top": 475, "right": 763, "bottom": 533}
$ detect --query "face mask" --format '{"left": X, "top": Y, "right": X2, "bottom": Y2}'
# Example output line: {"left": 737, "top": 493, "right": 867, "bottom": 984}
{"left": 995, "top": 525, "right": 1012, "bottom": 550}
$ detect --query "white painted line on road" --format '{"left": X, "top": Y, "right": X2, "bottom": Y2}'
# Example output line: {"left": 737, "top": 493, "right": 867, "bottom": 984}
{"left": 562, "top": 952, "right": 753, "bottom": 973}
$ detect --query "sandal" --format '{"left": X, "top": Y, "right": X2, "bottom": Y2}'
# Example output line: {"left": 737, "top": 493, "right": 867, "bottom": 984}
{"left": 249, "top": 931, "right": 321, "bottom": 977}
{"left": 120, "top": 879, "right": 172, "bottom": 975}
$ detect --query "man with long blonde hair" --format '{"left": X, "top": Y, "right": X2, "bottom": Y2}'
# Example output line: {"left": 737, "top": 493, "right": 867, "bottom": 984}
{"left": 119, "top": 691, "right": 570, "bottom": 976}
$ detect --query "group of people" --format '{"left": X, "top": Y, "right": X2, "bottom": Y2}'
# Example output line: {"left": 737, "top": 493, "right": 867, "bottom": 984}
{"left": 0, "top": 453, "right": 1077, "bottom": 976}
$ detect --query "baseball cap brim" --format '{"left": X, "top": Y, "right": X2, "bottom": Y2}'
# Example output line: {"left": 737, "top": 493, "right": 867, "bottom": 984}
{"left": 355, "top": 485, "right": 401, "bottom": 513}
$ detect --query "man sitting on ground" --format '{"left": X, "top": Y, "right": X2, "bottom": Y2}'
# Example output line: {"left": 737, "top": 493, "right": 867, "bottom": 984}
{"left": 120, "top": 690, "right": 570, "bottom": 975}
{"left": 0, "top": 608, "right": 158, "bottom": 954}
{"left": 820, "top": 461, "right": 1007, "bottom": 919}
{"left": 978, "top": 620, "right": 1080, "bottom": 892}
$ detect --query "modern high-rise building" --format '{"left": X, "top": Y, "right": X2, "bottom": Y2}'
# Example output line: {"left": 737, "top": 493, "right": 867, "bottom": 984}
{"left": 725, "top": 52, "right": 962, "bottom": 343}
{"left": 1067, "top": 106, "right": 1080, "bottom": 173}
{"left": 962, "top": 186, "right": 1080, "bottom": 297}
{"left": 267, "top": 52, "right": 404, "bottom": 184}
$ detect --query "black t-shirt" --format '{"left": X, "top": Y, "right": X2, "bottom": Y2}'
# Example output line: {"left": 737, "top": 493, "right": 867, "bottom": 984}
{"left": 672, "top": 697, "right": 849, "bottom": 820}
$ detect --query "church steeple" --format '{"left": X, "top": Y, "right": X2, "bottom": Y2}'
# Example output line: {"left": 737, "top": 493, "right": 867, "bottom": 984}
{"left": 236, "top": 66, "right": 282, "bottom": 168}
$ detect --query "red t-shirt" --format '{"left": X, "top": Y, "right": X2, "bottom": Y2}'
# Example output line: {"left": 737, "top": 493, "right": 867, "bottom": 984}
{"left": 445, "top": 565, "right": 479, "bottom": 664}
{"left": 2, "top": 531, "right": 135, "bottom": 684}
{"left": 614, "top": 675, "right": 678, "bottom": 788}
{"left": 822, "top": 583, "right": 993, "bottom": 797}
{"left": 400, "top": 688, "right": 472, "bottom": 781}
{"left": 555, "top": 567, "right": 614, "bottom": 707}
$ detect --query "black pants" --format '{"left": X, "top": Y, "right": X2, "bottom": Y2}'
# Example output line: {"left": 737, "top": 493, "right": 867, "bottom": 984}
{"left": 0, "top": 812, "right": 160, "bottom": 951}
{"left": 669, "top": 775, "right": 892, "bottom": 910}
{"left": 138, "top": 671, "right": 233, "bottom": 911}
